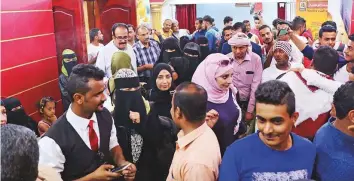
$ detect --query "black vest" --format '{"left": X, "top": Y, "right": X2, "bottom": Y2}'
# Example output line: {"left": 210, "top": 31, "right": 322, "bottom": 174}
{"left": 45, "top": 108, "right": 113, "bottom": 181}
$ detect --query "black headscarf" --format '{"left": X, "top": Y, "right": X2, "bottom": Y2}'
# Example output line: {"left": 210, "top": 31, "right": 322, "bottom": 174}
{"left": 196, "top": 36, "right": 210, "bottom": 62}
{"left": 158, "top": 38, "right": 183, "bottom": 64}
{"left": 169, "top": 57, "right": 190, "bottom": 86}
{"left": 3, "top": 97, "right": 39, "bottom": 136}
{"left": 114, "top": 76, "right": 147, "bottom": 132}
{"left": 149, "top": 63, "right": 175, "bottom": 118}
{"left": 179, "top": 36, "right": 190, "bottom": 51}
{"left": 183, "top": 42, "right": 201, "bottom": 81}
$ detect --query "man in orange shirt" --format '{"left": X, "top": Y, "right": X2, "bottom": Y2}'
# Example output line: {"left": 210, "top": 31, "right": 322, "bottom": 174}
{"left": 167, "top": 82, "right": 221, "bottom": 181}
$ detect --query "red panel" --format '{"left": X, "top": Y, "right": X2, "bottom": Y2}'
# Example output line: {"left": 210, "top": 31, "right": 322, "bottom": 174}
{"left": 1, "top": 11, "right": 54, "bottom": 40}
{"left": 12, "top": 80, "right": 63, "bottom": 120}
{"left": 1, "top": 0, "right": 52, "bottom": 11}
{"left": 1, "top": 34, "right": 57, "bottom": 70}
{"left": 1, "top": 57, "right": 59, "bottom": 96}
{"left": 52, "top": 0, "right": 88, "bottom": 65}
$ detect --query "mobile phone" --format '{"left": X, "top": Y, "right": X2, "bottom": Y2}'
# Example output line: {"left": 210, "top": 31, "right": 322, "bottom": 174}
{"left": 111, "top": 163, "right": 132, "bottom": 174}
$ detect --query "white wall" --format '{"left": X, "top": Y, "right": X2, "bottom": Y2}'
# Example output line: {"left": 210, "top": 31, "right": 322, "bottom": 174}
{"left": 196, "top": 3, "right": 278, "bottom": 31}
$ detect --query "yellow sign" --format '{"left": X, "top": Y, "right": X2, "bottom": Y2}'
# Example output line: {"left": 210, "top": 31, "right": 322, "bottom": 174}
{"left": 296, "top": 0, "right": 328, "bottom": 40}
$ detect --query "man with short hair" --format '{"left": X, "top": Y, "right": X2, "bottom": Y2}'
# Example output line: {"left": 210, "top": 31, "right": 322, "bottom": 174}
{"left": 87, "top": 28, "right": 104, "bottom": 64}
{"left": 314, "top": 82, "right": 354, "bottom": 181}
{"left": 1, "top": 124, "right": 39, "bottom": 181}
{"left": 223, "top": 16, "right": 233, "bottom": 27}
{"left": 313, "top": 21, "right": 346, "bottom": 51}
{"left": 292, "top": 16, "right": 313, "bottom": 44}
{"left": 192, "top": 17, "right": 206, "bottom": 42}
{"left": 262, "top": 41, "right": 303, "bottom": 83}
{"left": 227, "top": 33, "right": 262, "bottom": 121}
{"left": 218, "top": 26, "right": 233, "bottom": 53}
{"left": 219, "top": 80, "right": 316, "bottom": 180}
{"left": 335, "top": 34, "right": 354, "bottom": 83}
{"left": 167, "top": 82, "right": 221, "bottom": 181}
{"left": 171, "top": 20, "right": 180, "bottom": 39}
{"left": 221, "top": 22, "right": 262, "bottom": 58}
{"left": 96, "top": 23, "right": 137, "bottom": 77}
{"left": 243, "top": 20, "right": 260, "bottom": 44}
{"left": 259, "top": 25, "right": 276, "bottom": 66}
{"left": 161, "top": 19, "right": 174, "bottom": 40}
{"left": 39, "top": 64, "right": 137, "bottom": 180}
{"left": 203, "top": 15, "right": 218, "bottom": 53}
{"left": 133, "top": 25, "right": 161, "bottom": 88}
{"left": 127, "top": 24, "right": 136, "bottom": 46}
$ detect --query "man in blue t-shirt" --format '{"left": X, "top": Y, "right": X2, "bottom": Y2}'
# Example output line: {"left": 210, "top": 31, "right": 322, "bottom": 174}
{"left": 219, "top": 80, "right": 316, "bottom": 181}
{"left": 203, "top": 15, "right": 218, "bottom": 53}
{"left": 313, "top": 82, "right": 354, "bottom": 181}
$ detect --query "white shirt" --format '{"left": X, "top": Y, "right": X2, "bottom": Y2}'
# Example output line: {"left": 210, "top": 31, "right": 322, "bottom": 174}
{"left": 95, "top": 40, "right": 137, "bottom": 78}
{"left": 38, "top": 106, "right": 119, "bottom": 173}
{"left": 262, "top": 62, "right": 304, "bottom": 83}
{"left": 87, "top": 43, "right": 104, "bottom": 61}
{"left": 334, "top": 64, "right": 350, "bottom": 83}
{"left": 279, "top": 69, "right": 342, "bottom": 126}
{"left": 270, "top": 40, "right": 304, "bottom": 66}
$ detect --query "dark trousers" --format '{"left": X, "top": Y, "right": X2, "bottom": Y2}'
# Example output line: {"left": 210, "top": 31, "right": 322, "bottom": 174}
{"left": 237, "top": 100, "right": 256, "bottom": 134}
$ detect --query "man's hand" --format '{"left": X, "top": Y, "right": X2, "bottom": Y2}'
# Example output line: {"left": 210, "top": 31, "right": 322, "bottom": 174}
{"left": 144, "top": 64, "right": 154, "bottom": 70}
{"left": 206, "top": 109, "right": 219, "bottom": 128}
{"left": 129, "top": 111, "right": 140, "bottom": 124}
{"left": 121, "top": 162, "right": 137, "bottom": 181}
{"left": 245, "top": 112, "right": 254, "bottom": 121}
{"left": 90, "top": 164, "right": 121, "bottom": 180}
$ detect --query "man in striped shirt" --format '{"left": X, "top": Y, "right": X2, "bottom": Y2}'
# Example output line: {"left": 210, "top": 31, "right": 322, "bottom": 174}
{"left": 133, "top": 25, "right": 161, "bottom": 88}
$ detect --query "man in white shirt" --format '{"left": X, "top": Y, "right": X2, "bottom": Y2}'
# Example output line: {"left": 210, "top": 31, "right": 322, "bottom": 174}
{"left": 334, "top": 34, "right": 354, "bottom": 83}
{"left": 262, "top": 41, "right": 303, "bottom": 83}
{"left": 278, "top": 46, "right": 343, "bottom": 139}
{"left": 38, "top": 64, "right": 136, "bottom": 181}
{"left": 96, "top": 23, "right": 137, "bottom": 78}
{"left": 87, "top": 28, "right": 104, "bottom": 64}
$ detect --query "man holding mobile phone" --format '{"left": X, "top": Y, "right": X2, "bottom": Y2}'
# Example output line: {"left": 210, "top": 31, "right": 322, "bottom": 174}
{"left": 38, "top": 65, "right": 136, "bottom": 181}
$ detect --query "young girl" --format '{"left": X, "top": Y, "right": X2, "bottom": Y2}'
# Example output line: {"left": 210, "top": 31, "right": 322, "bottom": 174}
{"left": 37, "top": 97, "right": 57, "bottom": 136}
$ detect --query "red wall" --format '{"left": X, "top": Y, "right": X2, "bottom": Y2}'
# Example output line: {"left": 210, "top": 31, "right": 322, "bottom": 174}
{"left": 1, "top": 0, "right": 62, "bottom": 121}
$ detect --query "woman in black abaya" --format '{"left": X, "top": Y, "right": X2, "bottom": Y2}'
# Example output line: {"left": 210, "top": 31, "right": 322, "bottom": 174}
{"left": 157, "top": 37, "right": 183, "bottom": 64}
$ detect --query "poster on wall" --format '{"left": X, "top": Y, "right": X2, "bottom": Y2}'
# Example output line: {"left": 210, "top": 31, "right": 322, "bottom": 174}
{"left": 137, "top": 0, "right": 152, "bottom": 25}
{"left": 296, "top": 0, "right": 328, "bottom": 40}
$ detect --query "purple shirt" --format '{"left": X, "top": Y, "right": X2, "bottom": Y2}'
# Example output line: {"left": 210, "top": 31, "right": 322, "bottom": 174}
{"left": 227, "top": 52, "right": 262, "bottom": 113}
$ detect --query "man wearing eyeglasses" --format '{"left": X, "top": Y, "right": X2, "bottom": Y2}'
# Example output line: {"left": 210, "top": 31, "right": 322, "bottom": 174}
{"left": 227, "top": 33, "right": 262, "bottom": 124}
{"left": 133, "top": 25, "right": 161, "bottom": 89}
{"left": 96, "top": 23, "right": 137, "bottom": 78}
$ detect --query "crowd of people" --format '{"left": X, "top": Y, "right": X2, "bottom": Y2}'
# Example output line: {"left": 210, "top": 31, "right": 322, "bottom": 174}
{"left": 1, "top": 12, "right": 354, "bottom": 181}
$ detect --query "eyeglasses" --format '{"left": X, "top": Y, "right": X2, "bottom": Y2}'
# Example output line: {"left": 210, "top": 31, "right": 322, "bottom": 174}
{"left": 114, "top": 36, "right": 128, "bottom": 40}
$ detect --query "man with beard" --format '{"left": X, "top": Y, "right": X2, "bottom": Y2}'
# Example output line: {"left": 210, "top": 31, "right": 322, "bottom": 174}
{"left": 334, "top": 34, "right": 354, "bottom": 83}
{"left": 39, "top": 64, "right": 137, "bottom": 181}
{"left": 203, "top": 15, "right": 218, "bottom": 53}
{"left": 219, "top": 80, "right": 316, "bottom": 181}
{"left": 259, "top": 25, "right": 275, "bottom": 67}
{"left": 221, "top": 22, "right": 262, "bottom": 58}
{"left": 191, "top": 18, "right": 206, "bottom": 42}
{"left": 243, "top": 20, "right": 261, "bottom": 45}
{"left": 96, "top": 23, "right": 137, "bottom": 78}
{"left": 134, "top": 25, "right": 161, "bottom": 88}
{"left": 227, "top": 33, "right": 262, "bottom": 122}
{"left": 262, "top": 41, "right": 303, "bottom": 83}
{"left": 88, "top": 28, "right": 104, "bottom": 64}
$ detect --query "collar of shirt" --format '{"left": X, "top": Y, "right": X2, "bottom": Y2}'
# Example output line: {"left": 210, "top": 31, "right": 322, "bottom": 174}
{"left": 176, "top": 122, "right": 208, "bottom": 150}
{"left": 66, "top": 104, "right": 98, "bottom": 131}
{"left": 232, "top": 52, "right": 252, "bottom": 63}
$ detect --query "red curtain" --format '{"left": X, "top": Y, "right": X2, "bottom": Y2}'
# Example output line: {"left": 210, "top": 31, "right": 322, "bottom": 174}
{"left": 277, "top": 2, "right": 286, "bottom": 20}
{"left": 176, "top": 4, "right": 196, "bottom": 34}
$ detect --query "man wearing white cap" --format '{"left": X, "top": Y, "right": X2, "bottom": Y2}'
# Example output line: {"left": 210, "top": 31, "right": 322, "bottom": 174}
{"left": 227, "top": 32, "right": 262, "bottom": 122}
{"left": 262, "top": 41, "right": 303, "bottom": 83}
